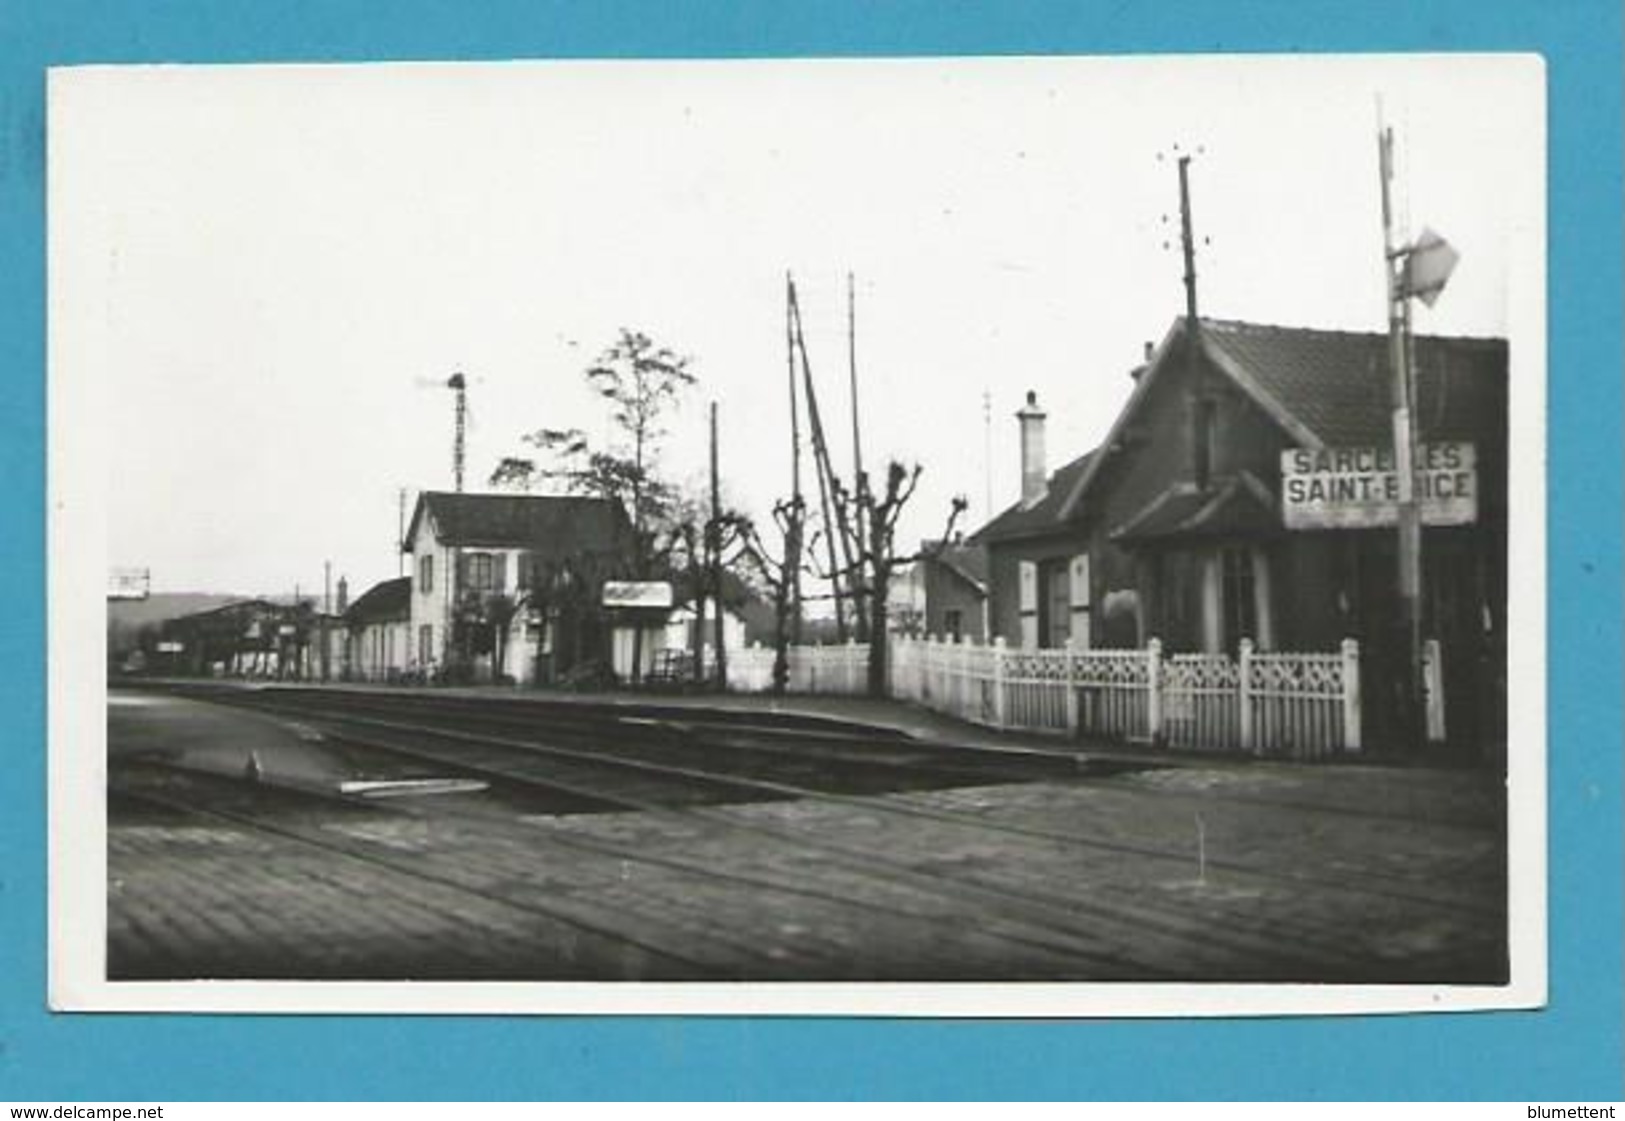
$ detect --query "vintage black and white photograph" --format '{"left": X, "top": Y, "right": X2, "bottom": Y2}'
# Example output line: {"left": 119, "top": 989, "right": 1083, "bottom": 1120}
{"left": 52, "top": 54, "right": 1544, "bottom": 1014}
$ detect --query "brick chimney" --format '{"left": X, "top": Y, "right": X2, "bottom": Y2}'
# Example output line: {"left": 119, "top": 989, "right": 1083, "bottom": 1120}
{"left": 336, "top": 576, "right": 349, "bottom": 614}
{"left": 1017, "top": 390, "right": 1048, "bottom": 509}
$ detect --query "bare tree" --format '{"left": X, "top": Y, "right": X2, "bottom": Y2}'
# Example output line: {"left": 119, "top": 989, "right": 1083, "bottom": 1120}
{"left": 823, "top": 462, "right": 967, "bottom": 697}
{"left": 737, "top": 495, "right": 808, "bottom": 694}
{"left": 654, "top": 487, "right": 756, "bottom": 688}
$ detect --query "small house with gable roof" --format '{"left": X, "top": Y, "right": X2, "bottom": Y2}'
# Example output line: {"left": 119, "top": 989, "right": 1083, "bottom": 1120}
{"left": 974, "top": 315, "right": 1507, "bottom": 753}
{"left": 343, "top": 575, "right": 411, "bottom": 682}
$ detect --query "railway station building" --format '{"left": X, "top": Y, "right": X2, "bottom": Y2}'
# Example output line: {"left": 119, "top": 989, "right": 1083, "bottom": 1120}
{"left": 403, "top": 490, "right": 634, "bottom": 684}
{"left": 150, "top": 598, "right": 324, "bottom": 679}
{"left": 973, "top": 316, "right": 1508, "bottom": 756}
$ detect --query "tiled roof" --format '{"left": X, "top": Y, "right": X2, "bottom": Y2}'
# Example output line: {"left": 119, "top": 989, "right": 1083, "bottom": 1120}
{"left": 1199, "top": 317, "right": 1508, "bottom": 448}
{"left": 970, "top": 450, "right": 1095, "bottom": 544}
{"left": 409, "top": 492, "right": 630, "bottom": 555}
{"left": 1059, "top": 316, "right": 1508, "bottom": 521}
{"left": 919, "top": 540, "right": 989, "bottom": 591}
{"left": 344, "top": 576, "right": 410, "bottom": 624}
{"left": 1111, "top": 473, "right": 1280, "bottom": 543}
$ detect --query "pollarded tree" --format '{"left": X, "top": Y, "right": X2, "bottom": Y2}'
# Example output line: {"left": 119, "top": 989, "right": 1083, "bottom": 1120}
{"left": 659, "top": 488, "right": 755, "bottom": 687}
{"left": 737, "top": 494, "right": 808, "bottom": 695}
{"left": 824, "top": 462, "right": 967, "bottom": 697}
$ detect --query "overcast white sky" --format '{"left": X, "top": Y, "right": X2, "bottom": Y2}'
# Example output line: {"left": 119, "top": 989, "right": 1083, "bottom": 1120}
{"left": 53, "top": 54, "right": 1541, "bottom": 598}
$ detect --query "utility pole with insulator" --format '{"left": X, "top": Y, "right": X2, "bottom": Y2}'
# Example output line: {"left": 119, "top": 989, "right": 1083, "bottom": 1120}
{"left": 1161, "top": 145, "right": 1209, "bottom": 491}
{"left": 1376, "top": 109, "right": 1461, "bottom": 752}
{"left": 1378, "top": 122, "right": 1422, "bottom": 754}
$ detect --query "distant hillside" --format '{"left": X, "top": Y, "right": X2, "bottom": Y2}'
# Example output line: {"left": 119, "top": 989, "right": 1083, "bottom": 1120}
{"left": 107, "top": 592, "right": 246, "bottom": 656}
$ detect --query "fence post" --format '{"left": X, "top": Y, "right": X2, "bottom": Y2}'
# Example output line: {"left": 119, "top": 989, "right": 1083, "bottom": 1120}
{"left": 1423, "top": 638, "right": 1446, "bottom": 743}
{"left": 1146, "top": 637, "right": 1163, "bottom": 744}
{"left": 955, "top": 634, "right": 969, "bottom": 718}
{"left": 991, "top": 636, "right": 1007, "bottom": 728}
{"left": 1238, "top": 637, "right": 1255, "bottom": 754}
{"left": 1341, "top": 637, "right": 1362, "bottom": 753}
{"left": 1063, "top": 645, "right": 1079, "bottom": 734}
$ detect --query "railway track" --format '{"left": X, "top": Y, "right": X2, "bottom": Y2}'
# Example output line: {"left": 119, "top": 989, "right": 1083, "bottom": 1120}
{"left": 110, "top": 759, "right": 1163, "bottom": 980}
{"left": 116, "top": 683, "right": 1507, "bottom": 982}
{"left": 183, "top": 684, "right": 1504, "bottom": 904}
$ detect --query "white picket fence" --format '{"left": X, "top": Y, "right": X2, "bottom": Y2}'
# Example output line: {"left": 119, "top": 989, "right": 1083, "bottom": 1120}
{"left": 726, "top": 634, "right": 1409, "bottom": 761}
{"left": 724, "top": 642, "right": 870, "bottom": 697}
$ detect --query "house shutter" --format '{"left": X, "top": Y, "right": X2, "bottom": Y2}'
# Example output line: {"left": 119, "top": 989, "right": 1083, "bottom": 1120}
{"left": 454, "top": 552, "right": 469, "bottom": 591}
{"left": 1068, "top": 552, "right": 1092, "bottom": 650}
{"left": 1018, "top": 560, "right": 1039, "bottom": 649}
{"left": 493, "top": 553, "right": 508, "bottom": 594}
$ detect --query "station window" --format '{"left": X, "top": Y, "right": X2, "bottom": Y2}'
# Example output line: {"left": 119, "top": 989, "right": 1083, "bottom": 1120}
{"left": 1220, "top": 545, "right": 1257, "bottom": 651}
{"left": 1155, "top": 550, "right": 1199, "bottom": 651}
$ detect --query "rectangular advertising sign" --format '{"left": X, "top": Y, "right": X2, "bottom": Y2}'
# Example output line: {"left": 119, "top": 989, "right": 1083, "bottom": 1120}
{"left": 601, "top": 580, "right": 675, "bottom": 609}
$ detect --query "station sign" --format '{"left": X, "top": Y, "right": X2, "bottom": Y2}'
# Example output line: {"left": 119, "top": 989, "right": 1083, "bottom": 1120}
{"left": 602, "top": 581, "right": 674, "bottom": 609}
{"left": 1282, "top": 442, "right": 1477, "bottom": 530}
{"left": 155, "top": 641, "right": 184, "bottom": 653}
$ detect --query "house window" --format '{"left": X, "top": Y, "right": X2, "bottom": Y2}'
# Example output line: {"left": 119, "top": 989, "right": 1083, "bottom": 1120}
{"left": 1220, "top": 545, "right": 1257, "bottom": 651}
{"left": 418, "top": 554, "right": 434, "bottom": 594}
{"left": 418, "top": 624, "right": 434, "bottom": 666}
{"left": 1040, "top": 560, "right": 1071, "bottom": 648}
{"left": 461, "top": 552, "right": 507, "bottom": 593}
{"left": 943, "top": 609, "right": 964, "bottom": 642}
{"left": 1194, "top": 397, "right": 1218, "bottom": 490}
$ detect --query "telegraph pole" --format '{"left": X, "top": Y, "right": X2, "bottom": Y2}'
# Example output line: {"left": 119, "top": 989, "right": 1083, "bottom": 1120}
{"left": 1176, "top": 152, "right": 1207, "bottom": 490}
{"left": 322, "top": 560, "right": 333, "bottom": 682}
{"left": 710, "top": 400, "right": 726, "bottom": 689}
{"left": 789, "top": 281, "right": 850, "bottom": 641}
{"left": 982, "top": 389, "right": 993, "bottom": 524}
{"left": 847, "top": 271, "right": 864, "bottom": 486}
{"left": 397, "top": 487, "right": 407, "bottom": 577}
{"left": 1178, "top": 154, "right": 1199, "bottom": 326}
{"left": 785, "top": 273, "right": 804, "bottom": 644}
{"left": 447, "top": 372, "right": 467, "bottom": 493}
{"left": 1378, "top": 122, "right": 1425, "bottom": 752}
{"left": 848, "top": 271, "right": 870, "bottom": 642}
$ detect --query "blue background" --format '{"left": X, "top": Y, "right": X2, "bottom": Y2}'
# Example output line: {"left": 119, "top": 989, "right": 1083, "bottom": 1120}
{"left": 3, "top": 0, "right": 1619, "bottom": 1101}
